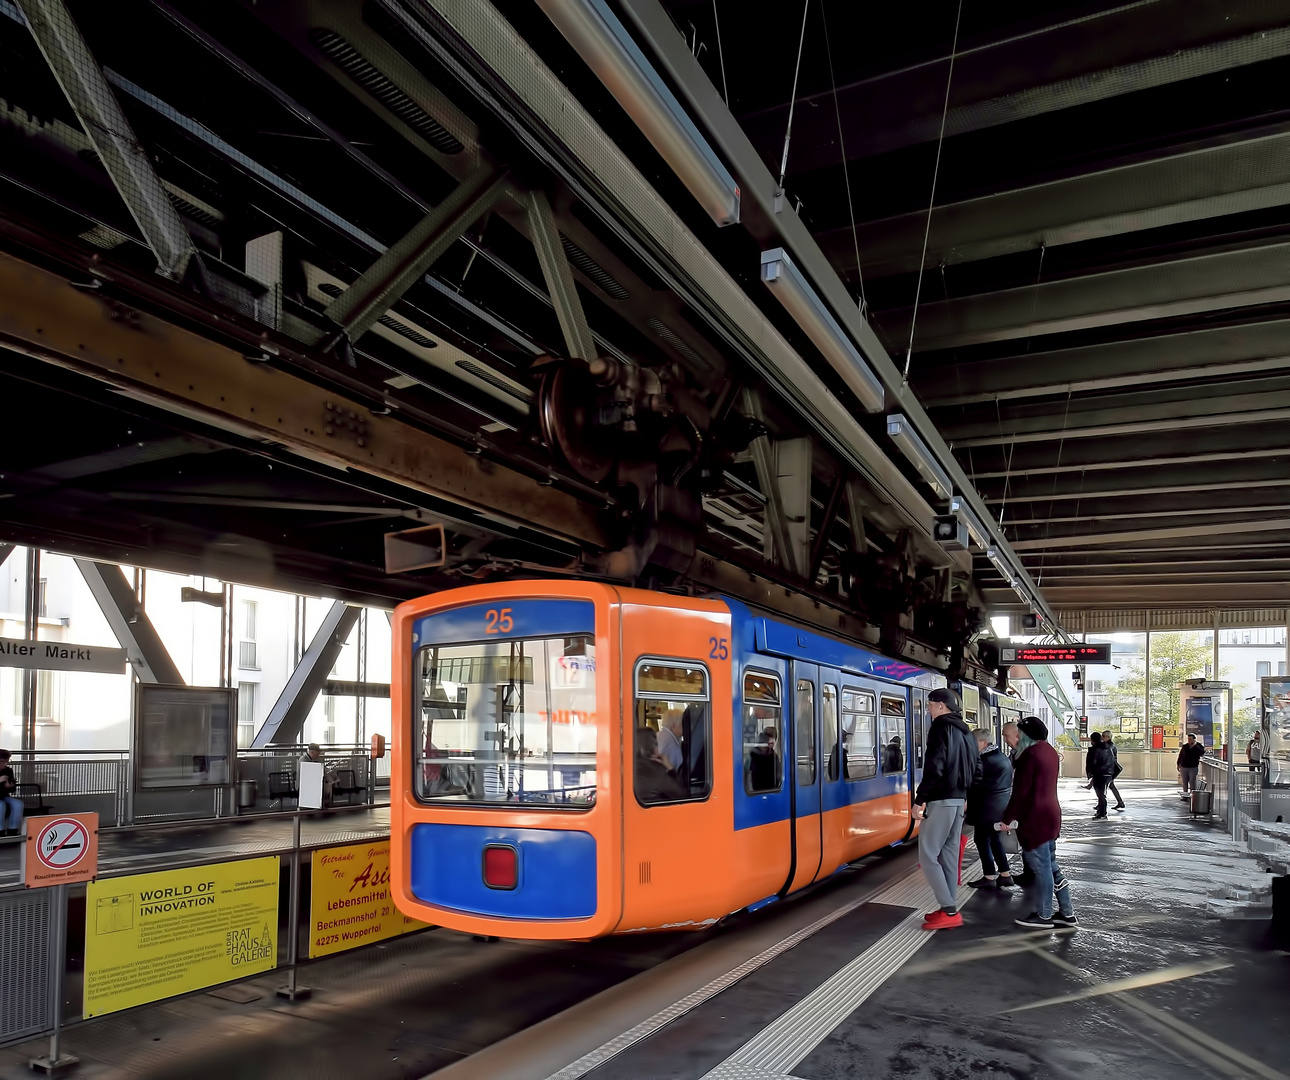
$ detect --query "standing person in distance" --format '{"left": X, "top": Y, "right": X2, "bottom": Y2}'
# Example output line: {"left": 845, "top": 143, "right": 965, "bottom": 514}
{"left": 1177, "top": 733, "right": 1205, "bottom": 798}
{"left": 966, "top": 728, "right": 1016, "bottom": 890}
{"left": 1247, "top": 730, "right": 1262, "bottom": 772}
{"left": 1001, "top": 716, "right": 1078, "bottom": 930}
{"left": 1085, "top": 732, "right": 1116, "bottom": 820}
{"left": 914, "top": 688, "right": 981, "bottom": 930}
{"left": 1102, "top": 730, "right": 1126, "bottom": 811}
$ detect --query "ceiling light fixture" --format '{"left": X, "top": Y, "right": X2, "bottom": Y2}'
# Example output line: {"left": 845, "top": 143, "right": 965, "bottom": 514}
{"left": 760, "top": 248, "right": 885, "bottom": 412}
{"left": 534, "top": 0, "right": 741, "bottom": 226}
{"left": 886, "top": 414, "right": 952, "bottom": 499}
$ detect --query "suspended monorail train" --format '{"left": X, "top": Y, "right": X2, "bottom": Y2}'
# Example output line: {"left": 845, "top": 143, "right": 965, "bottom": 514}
{"left": 390, "top": 581, "right": 1021, "bottom": 939}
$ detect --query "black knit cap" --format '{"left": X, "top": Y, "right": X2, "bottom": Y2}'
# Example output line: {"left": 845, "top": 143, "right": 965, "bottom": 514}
{"left": 928, "top": 687, "right": 961, "bottom": 712}
{"left": 1018, "top": 716, "right": 1047, "bottom": 740}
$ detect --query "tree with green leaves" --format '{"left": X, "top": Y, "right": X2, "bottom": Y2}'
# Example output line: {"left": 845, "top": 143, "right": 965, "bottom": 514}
{"left": 1104, "top": 632, "right": 1214, "bottom": 734}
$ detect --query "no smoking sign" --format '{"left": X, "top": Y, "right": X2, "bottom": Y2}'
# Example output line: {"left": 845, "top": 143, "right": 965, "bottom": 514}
{"left": 23, "top": 812, "right": 99, "bottom": 888}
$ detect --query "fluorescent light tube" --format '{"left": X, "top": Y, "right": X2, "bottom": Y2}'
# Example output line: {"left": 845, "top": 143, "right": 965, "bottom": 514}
{"left": 949, "top": 495, "right": 989, "bottom": 548}
{"left": 760, "top": 248, "right": 885, "bottom": 412}
{"left": 886, "top": 414, "right": 952, "bottom": 499}
{"left": 535, "top": 0, "right": 741, "bottom": 226}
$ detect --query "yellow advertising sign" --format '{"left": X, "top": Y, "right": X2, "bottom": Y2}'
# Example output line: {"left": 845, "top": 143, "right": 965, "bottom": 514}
{"left": 310, "top": 840, "right": 427, "bottom": 957}
{"left": 84, "top": 857, "right": 279, "bottom": 1017}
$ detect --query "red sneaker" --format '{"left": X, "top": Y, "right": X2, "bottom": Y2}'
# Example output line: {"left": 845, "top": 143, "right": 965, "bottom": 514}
{"left": 922, "top": 910, "right": 964, "bottom": 930}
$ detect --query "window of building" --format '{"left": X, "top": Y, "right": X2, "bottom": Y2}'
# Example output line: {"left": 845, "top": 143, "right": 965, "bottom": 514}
{"left": 37, "top": 578, "right": 47, "bottom": 619}
{"left": 880, "top": 695, "right": 905, "bottom": 773}
{"left": 1280, "top": 662, "right": 1287, "bottom": 677}
{"left": 796, "top": 680, "right": 816, "bottom": 786}
{"left": 238, "top": 600, "right": 259, "bottom": 669}
{"left": 237, "top": 682, "right": 256, "bottom": 747}
{"left": 35, "top": 670, "right": 54, "bottom": 720}
{"left": 840, "top": 689, "right": 877, "bottom": 780}
{"left": 1257, "top": 661, "right": 1271, "bottom": 679}
{"left": 323, "top": 695, "right": 337, "bottom": 744}
{"left": 743, "top": 672, "right": 782, "bottom": 794}
{"left": 634, "top": 661, "right": 710, "bottom": 806}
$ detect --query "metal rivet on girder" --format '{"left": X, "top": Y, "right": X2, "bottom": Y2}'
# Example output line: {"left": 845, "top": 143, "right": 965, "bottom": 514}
{"left": 325, "top": 426, "right": 334, "bottom": 436}
{"left": 325, "top": 401, "right": 334, "bottom": 411}
{"left": 357, "top": 439, "right": 366, "bottom": 448}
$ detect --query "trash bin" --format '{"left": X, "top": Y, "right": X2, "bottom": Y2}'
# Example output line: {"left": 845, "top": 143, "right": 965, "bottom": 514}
{"left": 1190, "top": 789, "right": 1213, "bottom": 817}
{"left": 237, "top": 779, "right": 258, "bottom": 809}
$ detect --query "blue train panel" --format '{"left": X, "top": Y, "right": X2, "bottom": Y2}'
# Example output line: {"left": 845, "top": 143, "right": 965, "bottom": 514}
{"left": 409, "top": 823, "right": 597, "bottom": 919}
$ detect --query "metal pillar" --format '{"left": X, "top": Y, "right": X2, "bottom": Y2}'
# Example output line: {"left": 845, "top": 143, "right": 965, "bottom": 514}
{"left": 1145, "top": 621, "right": 1153, "bottom": 747}
{"left": 74, "top": 561, "right": 183, "bottom": 684}
{"left": 21, "top": 548, "right": 40, "bottom": 753}
{"left": 769, "top": 438, "right": 811, "bottom": 578}
{"left": 526, "top": 188, "right": 596, "bottom": 361}
{"left": 14, "top": 0, "right": 196, "bottom": 280}
{"left": 252, "top": 602, "right": 361, "bottom": 747}
{"left": 29, "top": 883, "right": 76, "bottom": 1074}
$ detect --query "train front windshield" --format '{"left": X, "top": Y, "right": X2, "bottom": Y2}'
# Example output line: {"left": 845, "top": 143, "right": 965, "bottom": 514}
{"left": 415, "top": 634, "right": 597, "bottom": 807}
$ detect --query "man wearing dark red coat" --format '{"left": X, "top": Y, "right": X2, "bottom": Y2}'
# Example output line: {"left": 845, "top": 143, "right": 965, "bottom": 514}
{"left": 1001, "top": 716, "right": 1079, "bottom": 931}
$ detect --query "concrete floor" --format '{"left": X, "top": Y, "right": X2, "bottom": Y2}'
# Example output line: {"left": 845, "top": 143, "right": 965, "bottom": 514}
{"left": 1, "top": 781, "right": 1281, "bottom": 1080}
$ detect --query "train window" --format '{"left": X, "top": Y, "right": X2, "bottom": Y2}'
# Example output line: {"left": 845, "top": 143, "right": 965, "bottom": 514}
{"left": 840, "top": 690, "right": 877, "bottom": 780}
{"left": 633, "top": 661, "right": 710, "bottom": 806}
{"left": 415, "top": 635, "right": 596, "bottom": 807}
{"left": 823, "top": 686, "right": 840, "bottom": 781}
{"left": 743, "top": 673, "right": 782, "bottom": 794}
{"left": 796, "top": 680, "right": 816, "bottom": 786}
{"left": 880, "top": 695, "right": 905, "bottom": 773}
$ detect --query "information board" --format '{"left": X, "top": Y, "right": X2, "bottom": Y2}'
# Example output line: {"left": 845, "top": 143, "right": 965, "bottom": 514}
{"left": 134, "top": 683, "right": 234, "bottom": 789}
{"left": 309, "top": 840, "right": 427, "bottom": 957}
{"left": 83, "top": 857, "right": 279, "bottom": 1016}
{"left": 1001, "top": 644, "right": 1111, "bottom": 665}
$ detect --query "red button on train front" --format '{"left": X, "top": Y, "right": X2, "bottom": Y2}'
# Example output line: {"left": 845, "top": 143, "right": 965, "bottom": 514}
{"left": 482, "top": 845, "right": 517, "bottom": 889}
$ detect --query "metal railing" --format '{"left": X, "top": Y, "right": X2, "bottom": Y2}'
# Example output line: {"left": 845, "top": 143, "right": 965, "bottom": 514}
{"left": 3, "top": 744, "right": 390, "bottom": 826}
{"left": 1200, "top": 756, "right": 1262, "bottom": 826}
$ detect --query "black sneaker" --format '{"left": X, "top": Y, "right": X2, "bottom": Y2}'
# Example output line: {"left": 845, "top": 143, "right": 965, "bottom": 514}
{"left": 968, "top": 877, "right": 996, "bottom": 889}
{"left": 1015, "top": 912, "right": 1055, "bottom": 930}
{"left": 996, "top": 876, "right": 1017, "bottom": 889}
{"left": 1051, "top": 913, "right": 1079, "bottom": 929}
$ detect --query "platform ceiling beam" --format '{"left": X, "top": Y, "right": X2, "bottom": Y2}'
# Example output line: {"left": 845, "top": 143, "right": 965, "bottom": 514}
{"left": 14, "top": 0, "right": 197, "bottom": 281}
{"left": 525, "top": 188, "right": 596, "bottom": 362}
{"left": 919, "top": 319, "right": 1290, "bottom": 409}
{"left": 732, "top": 1, "right": 1290, "bottom": 168}
{"left": 819, "top": 128, "right": 1290, "bottom": 278}
{"left": 74, "top": 559, "right": 184, "bottom": 684}
{"left": 253, "top": 601, "right": 360, "bottom": 747}
{"left": 0, "top": 248, "right": 608, "bottom": 549}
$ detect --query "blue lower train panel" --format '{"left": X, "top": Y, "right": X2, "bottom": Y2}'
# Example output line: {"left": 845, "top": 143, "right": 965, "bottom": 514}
{"left": 409, "top": 823, "right": 597, "bottom": 920}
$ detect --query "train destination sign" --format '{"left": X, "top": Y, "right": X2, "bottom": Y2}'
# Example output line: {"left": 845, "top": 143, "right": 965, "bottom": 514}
{"left": 1001, "top": 644, "right": 1111, "bottom": 665}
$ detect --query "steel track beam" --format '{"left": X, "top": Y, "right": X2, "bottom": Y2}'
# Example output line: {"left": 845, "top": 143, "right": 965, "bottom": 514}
{"left": 525, "top": 188, "right": 596, "bottom": 362}
{"left": 819, "top": 128, "right": 1290, "bottom": 278}
{"left": 253, "top": 601, "right": 361, "bottom": 746}
{"left": 0, "top": 248, "right": 608, "bottom": 548}
{"left": 14, "top": 0, "right": 197, "bottom": 280}
{"left": 74, "top": 559, "right": 183, "bottom": 684}
{"left": 323, "top": 164, "right": 508, "bottom": 344}
{"left": 889, "top": 240, "right": 1290, "bottom": 352}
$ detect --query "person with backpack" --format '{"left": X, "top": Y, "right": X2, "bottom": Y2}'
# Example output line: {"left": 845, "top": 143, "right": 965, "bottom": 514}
{"left": 914, "top": 688, "right": 981, "bottom": 930}
{"left": 1086, "top": 732, "right": 1117, "bottom": 819}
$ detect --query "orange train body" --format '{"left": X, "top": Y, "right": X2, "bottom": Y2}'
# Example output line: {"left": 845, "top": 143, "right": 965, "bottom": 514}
{"left": 390, "top": 581, "right": 1005, "bottom": 939}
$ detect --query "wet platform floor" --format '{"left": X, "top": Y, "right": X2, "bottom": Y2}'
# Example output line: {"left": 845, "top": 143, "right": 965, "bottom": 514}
{"left": 1, "top": 781, "right": 1283, "bottom": 1079}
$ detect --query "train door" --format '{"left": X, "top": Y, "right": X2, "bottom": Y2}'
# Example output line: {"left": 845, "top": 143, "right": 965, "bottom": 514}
{"left": 785, "top": 661, "right": 823, "bottom": 893}
{"left": 910, "top": 689, "right": 927, "bottom": 794}
{"left": 818, "top": 669, "right": 846, "bottom": 878}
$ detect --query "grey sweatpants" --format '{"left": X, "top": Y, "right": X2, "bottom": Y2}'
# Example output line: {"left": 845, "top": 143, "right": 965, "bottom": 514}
{"left": 919, "top": 799, "right": 966, "bottom": 911}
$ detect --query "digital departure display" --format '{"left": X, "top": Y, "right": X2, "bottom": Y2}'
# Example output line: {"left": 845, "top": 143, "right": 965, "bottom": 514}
{"left": 1001, "top": 644, "right": 1111, "bottom": 665}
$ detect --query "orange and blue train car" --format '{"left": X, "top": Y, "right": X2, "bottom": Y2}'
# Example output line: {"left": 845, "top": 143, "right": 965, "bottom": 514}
{"left": 389, "top": 580, "right": 954, "bottom": 940}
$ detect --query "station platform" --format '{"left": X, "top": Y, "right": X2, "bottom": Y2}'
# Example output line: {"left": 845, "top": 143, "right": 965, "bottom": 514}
{"left": 1, "top": 781, "right": 1283, "bottom": 1080}
{"left": 0, "top": 805, "right": 390, "bottom": 885}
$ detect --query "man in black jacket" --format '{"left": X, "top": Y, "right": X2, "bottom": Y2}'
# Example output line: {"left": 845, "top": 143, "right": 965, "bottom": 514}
{"left": 1177, "top": 734, "right": 1205, "bottom": 796}
{"left": 915, "top": 688, "right": 981, "bottom": 929}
